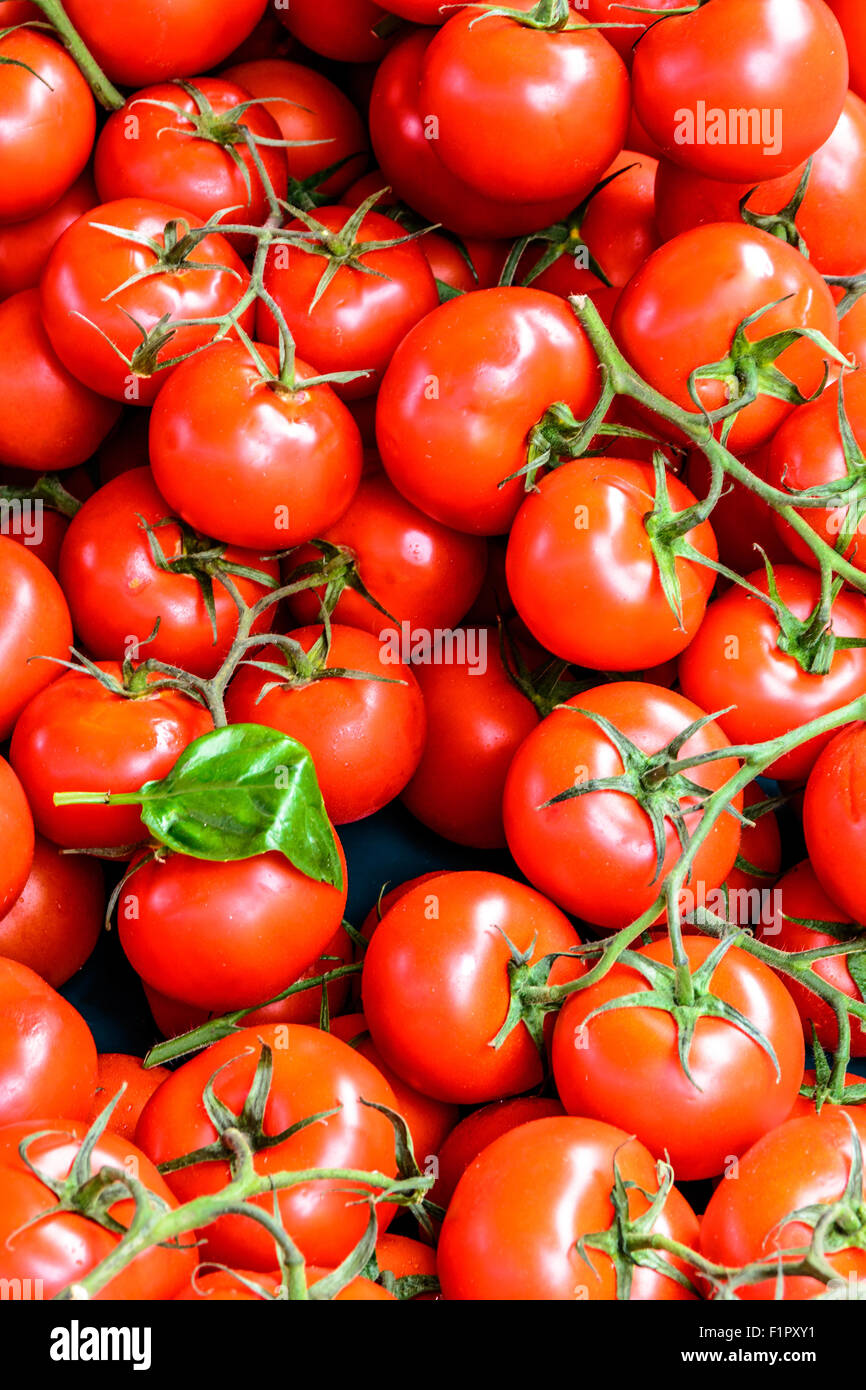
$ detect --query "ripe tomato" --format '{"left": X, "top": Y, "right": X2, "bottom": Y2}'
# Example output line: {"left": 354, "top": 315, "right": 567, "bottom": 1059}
{"left": 723, "top": 782, "right": 782, "bottom": 917}
{"left": 94, "top": 78, "right": 289, "bottom": 252}
{"left": 0, "top": 291, "right": 120, "bottom": 472}
{"left": 655, "top": 92, "right": 866, "bottom": 276}
{"left": 0, "top": 757, "right": 33, "bottom": 919}
{"left": 0, "top": 29, "right": 95, "bottom": 224}
{"left": 399, "top": 627, "right": 540, "bottom": 849}
{"left": 58, "top": 468, "right": 281, "bottom": 679}
{"left": 0, "top": 836, "right": 102, "bottom": 988}
{"left": 431, "top": 1096, "right": 566, "bottom": 1211}
{"left": 579, "top": 0, "right": 685, "bottom": 63}
{"left": 119, "top": 840, "right": 348, "bottom": 1013}
{"left": 0, "top": 171, "right": 96, "bottom": 300}
{"left": 0, "top": 958, "right": 96, "bottom": 1124}
{"left": 374, "top": 1234, "right": 437, "bottom": 1298}
{"left": 61, "top": 0, "right": 268, "bottom": 86}
{"left": 679, "top": 566, "right": 866, "bottom": 781}
{"left": 149, "top": 341, "right": 363, "bottom": 551}
{"left": 632, "top": 0, "right": 848, "bottom": 181}
{"left": 438, "top": 1117, "right": 699, "bottom": 1300}
{"left": 700, "top": 1110, "right": 866, "bottom": 1298}
{"left": 612, "top": 224, "right": 840, "bottom": 453}
{"left": 276, "top": 0, "right": 394, "bottom": 63}
{"left": 756, "top": 860, "right": 866, "bottom": 1056}
{"left": 419, "top": 6, "right": 629, "bottom": 205}
{"left": 552, "top": 936, "right": 804, "bottom": 1180}
{"left": 285, "top": 470, "right": 487, "bottom": 638}
{"left": 829, "top": 0, "right": 866, "bottom": 101}
{"left": 10, "top": 663, "right": 212, "bottom": 850}
{"left": 684, "top": 444, "right": 791, "bottom": 574}
{"left": 40, "top": 198, "right": 254, "bottom": 406}
{"left": 369, "top": 32, "right": 577, "bottom": 238}
{"left": 0, "top": 1119, "right": 197, "bottom": 1299}
{"left": 361, "top": 870, "right": 584, "bottom": 1104}
{"left": 503, "top": 683, "right": 743, "bottom": 931}
{"left": 804, "top": 723, "right": 866, "bottom": 922}
{"left": 225, "top": 625, "right": 426, "bottom": 825}
{"left": 0, "top": 539, "right": 72, "bottom": 741}
{"left": 259, "top": 207, "right": 439, "bottom": 399}
{"left": 135, "top": 1024, "right": 399, "bottom": 1270}
{"left": 376, "top": 287, "right": 600, "bottom": 535}
{"left": 221, "top": 59, "right": 369, "bottom": 198}
{"left": 86, "top": 1054, "right": 170, "bottom": 1142}
{"left": 506, "top": 457, "right": 717, "bottom": 671}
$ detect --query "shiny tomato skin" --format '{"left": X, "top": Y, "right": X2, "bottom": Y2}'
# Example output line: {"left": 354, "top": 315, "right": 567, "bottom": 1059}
{"left": 375, "top": 1234, "right": 437, "bottom": 1297}
{"left": 0, "top": 171, "right": 96, "bottom": 300}
{"left": 804, "top": 723, "right": 866, "bottom": 922}
{"left": 829, "top": 0, "right": 866, "bottom": 100}
{"left": 613, "top": 223, "right": 840, "bottom": 453}
{"left": 0, "top": 758, "right": 34, "bottom": 919}
{"left": 0, "top": 539, "right": 72, "bottom": 741}
{"left": 700, "top": 1110, "right": 866, "bottom": 1298}
{"left": 276, "top": 0, "right": 394, "bottom": 64}
{"left": 259, "top": 208, "right": 439, "bottom": 400}
{"left": 399, "top": 628, "right": 540, "bottom": 849}
{"left": 149, "top": 342, "right": 363, "bottom": 551}
{"left": 0, "top": 1119, "right": 197, "bottom": 1299}
{"left": 94, "top": 79, "right": 289, "bottom": 251}
{"left": 506, "top": 457, "right": 717, "bottom": 670}
{"left": 62, "top": 0, "right": 268, "bottom": 86}
{"left": 438, "top": 1117, "right": 699, "bottom": 1300}
{"left": 0, "top": 959, "right": 97, "bottom": 1125}
{"left": 40, "top": 198, "right": 254, "bottom": 406}
{"left": 0, "top": 292, "right": 120, "bottom": 472}
{"left": 503, "top": 683, "right": 743, "bottom": 930}
{"left": 0, "top": 30, "right": 95, "bottom": 224}
{"left": 87, "top": 1053, "right": 170, "bottom": 1143}
{"left": 679, "top": 566, "right": 866, "bottom": 782}
{"left": 0, "top": 837, "right": 103, "bottom": 988}
{"left": 285, "top": 470, "right": 488, "bottom": 637}
{"left": 119, "top": 841, "right": 348, "bottom": 1014}
{"left": 58, "top": 468, "right": 280, "bottom": 680}
{"left": 369, "top": 32, "right": 577, "bottom": 239}
{"left": 552, "top": 936, "right": 804, "bottom": 1180}
{"left": 376, "top": 287, "right": 600, "bottom": 535}
{"left": 361, "top": 870, "right": 584, "bottom": 1104}
{"left": 756, "top": 860, "right": 866, "bottom": 1056}
{"left": 632, "top": 0, "right": 848, "bottom": 182}
{"left": 10, "top": 663, "right": 212, "bottom": 850}
{"left": 135, "top": 1024, "right": 399, "bottom": 1270}
{"left": 226, "top": 625, "right": 426, "bottom": 825}
{"left": 579, "top": 0, "right": 684, "bottom": 62}
{"left": 431, "top": 1096, "right": 566, "bottom": 1210}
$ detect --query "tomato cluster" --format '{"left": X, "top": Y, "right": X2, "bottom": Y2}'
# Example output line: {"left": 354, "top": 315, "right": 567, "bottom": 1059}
{"left": 2, "top": 0, "right": 866, "bottom": 1307}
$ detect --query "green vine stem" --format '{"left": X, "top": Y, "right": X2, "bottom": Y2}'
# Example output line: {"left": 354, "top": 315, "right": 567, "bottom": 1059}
{"left": 28, "top": 0, "right": 124, "bottom": 109}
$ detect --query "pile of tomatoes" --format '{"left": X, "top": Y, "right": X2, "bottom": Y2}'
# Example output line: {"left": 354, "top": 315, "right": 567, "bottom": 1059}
{"left": 3, "top": 0, "right": 866, "bottom": 1304}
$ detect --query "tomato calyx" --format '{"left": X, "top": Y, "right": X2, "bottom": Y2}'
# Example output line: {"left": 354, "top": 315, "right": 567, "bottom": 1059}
{"left": 283, "top": 152, "right": 371, "bottom": 214}
{"left": 240, "top": 613, "right": 405, "bottom": 697}
{"left": 489, "top": 930, "right": 581, "bottom": 1058}
{"left": 577, "top": 1152, "right": 697, "bottom": 1300}
{"left": 783, "top": 375, "right": 866, "bottom": 562}
{"left": 643, "top": 449, "right": 717, "bottom": 627}
{"left": 283, "top": 539, "right": 400, "bottom": 631}
{"left": 739, "top": 159, "right": 812, "bottom": 258}
{"left": 497, "top": 619, "right": 585, "bottom": 719}
{"left": 778, "top": 1116, "right": 866, "bottom": 1265}
{"left": 801, "top": 1030, "right": 866, "bottom": 1115}
{"left": 466, "top": 0, "right": 575, "bottom": 33}
{"left": 499, "top": 164, "right": 635, "bottom": 292}
{"left": 0, "top": 471, "right": 81, "bottom": 519}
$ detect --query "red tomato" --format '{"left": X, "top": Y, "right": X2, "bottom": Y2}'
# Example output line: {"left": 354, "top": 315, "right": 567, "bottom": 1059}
{"left": 756, "top": 860, "right": 866, "bottom": 1056}
{"left": 10, "top": 663, "right": 213, "bottom": 850}
{"left": 506, "top": 457, "right": 717, "bottom": 671}
{"left": 87, "top": 1053, "right": 171, "bottom": 1142}
{"left": 225, "top": 625, "right": 426, "bottom": 825}
{"left": 579, "top": 0, "right": 685, "bottom": 63}
{"left": 804, "top": 723, "right": 866, "bottom": 922}
{"left": 375, "top": 1234, "right": 437, "bottom": 1298}
{"left": 40, "top": 198, "right": 254, "bottom": 406}
{"left": 119, "top": 840, "right": 348, "bottom": 1013}
{"left": 419, "top": 6, "right": 629, "bottom": 205}
{"left": 552, "top": 936, "right": 804, "bottom": 1180}
{"left": 285, "top": 470, "right": 487, "bottom": 637}
{"left": 0, "top": 959, "right": 96, "bottom": 1124}
{"left": 0, "top": 1119, "right": 197, "bottom": 1299}
{"left": 135, "top": 1024, "right": 399, "bottom": 1270}
{"left": 221, "top": 59, "right": 368, "bottom": 198}
{"left": 149, "top": 341, "right": 363, "bottom": 550}
{"left": 259, "top": 207, "right": 439, "bottom": 399}
{"left": 431, "top": 1096, "right": 566, "bottom": 1210}
{"left": 58, "top": 468, "right": 281, "bottom": 679}
{"left": 0, "top": 171, "right": 96, "bottom": 300}
{"left": 632, "top": 0, "right": 848, "bottom": 181}
{"left": 788, "top": 1068, "right": 866, "bottom": 1120}
{"left": 276, "top": 0, "right": 394, "bottom": 63}
{"left": 700, "top": 1111, "right": 866, "bottom": 1298}
{"left": 0, "top": 539, "right": 72, "bottom": 741}
{"left": 438, "top": 1117, "right": 699, "bottom": 1300}
{"left": 723, "top": 781, "right": 783, "bottom": 917}
{"left": 0, "top": 291, "right": 120, "bottom": 472}
{"left": 679, "top": 566, "right": 866, "bottom": 782}
{"left": 684, "top": 444, "right": 791, "bottom": 575}
{"left": 503, "top": 683, "right": 743, "bottom": 931}
{"left": 829, "top": 0, "right": 866, "bottom": 101}
{"left": 376, "top": 287, "right": 600, "bottom": 535}
{"left": 0, "top": 757, "right": 33, "bottom": 919}
{"left": 613, "top": 224, "right": 840, "bottom": 454}
{"left": 94, "top": 79, "right": 289, "bottom": 252}
{"left": 62, "top": 0, "right": 268, "bottom": 86}
{"left": 361, "top": 870, "right": 584, "bottom": 1104}
{"left": 0, "top": 29, "right": 95, "bottom": 224}
{"left": 399, "top": 627, "right": 541, "bottom": 849}
{"left": 0, "top": 837, "right": 102, "bottom": 988}
{"left": 839, "top": 293, "right": 866, "bottom": 367}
